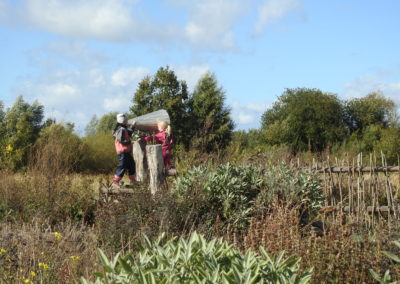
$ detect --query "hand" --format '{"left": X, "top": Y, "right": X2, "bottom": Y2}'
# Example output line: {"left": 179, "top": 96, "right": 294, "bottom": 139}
{"left": 130, "top": 120, "right": 136, "bottom": 127}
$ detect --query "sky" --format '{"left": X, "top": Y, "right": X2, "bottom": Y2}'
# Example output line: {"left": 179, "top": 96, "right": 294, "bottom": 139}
{"left": 0, "top": 0, "right": 399, "bottom": 134}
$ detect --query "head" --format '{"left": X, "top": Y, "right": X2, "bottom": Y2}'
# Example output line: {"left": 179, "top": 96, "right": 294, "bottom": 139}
{"left": 157, "top": 120, "right": 171, "bottom": 135}
{"left": 157, "top": 120, "right": 168, "bottom": 131}
{"left": 116, "top": 113, "right": 127, "bottom": 125}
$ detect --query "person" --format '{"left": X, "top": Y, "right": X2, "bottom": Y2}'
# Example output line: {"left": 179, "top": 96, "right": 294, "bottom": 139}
{"left": 111, "top": 113, "right": 136, "bottom": 188}
{"left": 141, "top": 120, "right": 174, "bottom": 169}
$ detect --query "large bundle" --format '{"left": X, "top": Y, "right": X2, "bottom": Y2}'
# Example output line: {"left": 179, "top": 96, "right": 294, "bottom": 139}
{"left": 128, "top": 109, "right": 170, "bottom": 132}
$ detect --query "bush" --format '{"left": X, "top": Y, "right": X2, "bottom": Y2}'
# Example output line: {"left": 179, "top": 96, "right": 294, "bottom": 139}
{"left": 255, "top": 163, "right": 324, "bottom": 224}
{"left": 81, "top": 232, "right": 313, "bottom": 284}
{"left": 173, "top": 163, "right": 264, "bottom": 233}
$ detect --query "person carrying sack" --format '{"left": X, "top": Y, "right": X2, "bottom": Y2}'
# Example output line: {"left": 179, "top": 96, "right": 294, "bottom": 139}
{"left": 111, "top": 113, "right": 136, "bottom": 189}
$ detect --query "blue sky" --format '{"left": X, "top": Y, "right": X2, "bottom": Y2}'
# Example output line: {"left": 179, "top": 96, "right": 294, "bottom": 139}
{"left": 1, "top": 0, "right": 399, "bottom": 134}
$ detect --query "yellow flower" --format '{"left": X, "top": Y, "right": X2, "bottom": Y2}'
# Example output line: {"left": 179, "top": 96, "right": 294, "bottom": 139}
{"left": 0, "top": 248, "right": 6, "bottom": 255}
{"left": 23, "top": 279, "right": 30, "bottom": 283}
{"left": 6, "top": 145, "right": 13, "bottom": 152}
{"left": 30, "top": 271, "right": 36, "bottom": 277}
{"left": 53, "top": 232, "right": 62, "bottom": 240}
{"left": 38, "top": 262, "right": 49, "bottom": 269}
{"left": 70, "top": 255, "right": 80, "bottom": 261}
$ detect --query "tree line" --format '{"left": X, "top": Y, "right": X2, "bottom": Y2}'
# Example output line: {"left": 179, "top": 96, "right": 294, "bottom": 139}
{"left": 0, "top": 66, "right": 399, "bottom": 172}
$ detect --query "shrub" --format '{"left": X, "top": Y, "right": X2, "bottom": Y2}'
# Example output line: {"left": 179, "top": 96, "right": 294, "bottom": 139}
{"left": 81, "top": 232, "right": 313, "bottom": 284}
{"left": 173, "top": 163, "right": 264, "bottom": 233}
{"left": 255, "top": 163, "right": 324, "bottom": 224}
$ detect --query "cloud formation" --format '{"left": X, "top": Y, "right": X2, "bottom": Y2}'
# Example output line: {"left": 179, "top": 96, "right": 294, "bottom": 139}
{"left": 180, "top": 0, "right": 249, "bottom": 50}
{"left": 255, "top": 0, "right": 301, "bottom": 35}
{"left": 342, "top": 75, "right": 400, "bottom": 107}
{"left": 1, "top": 0, "right": 256, "bottom": 51}
{"left": 231, "top": 101, "right": 270, "bottom": 129}
{"left": 24, "top": 0, "right": 136, "bottom": 41}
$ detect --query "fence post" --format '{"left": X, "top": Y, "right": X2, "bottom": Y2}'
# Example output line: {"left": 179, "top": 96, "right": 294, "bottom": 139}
{"left": 132, "top": 140, "right": 147, "bottom": 182}
{"left": 146, "top": 144, "right": 165, "bottom": 195}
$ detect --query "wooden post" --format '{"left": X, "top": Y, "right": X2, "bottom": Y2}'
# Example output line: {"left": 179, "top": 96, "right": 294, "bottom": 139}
{"left": 132, "top": 140, "right": 147, "bottom": 182}
{"left": 146, "top": 144, "right": 165, "bottom": 195}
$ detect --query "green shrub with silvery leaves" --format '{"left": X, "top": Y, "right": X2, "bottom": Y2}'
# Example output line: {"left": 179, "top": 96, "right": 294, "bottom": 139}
{"left": 173, "top": 163, "right": 324, "bottom": 230}
{"left": 255, "top": 163, "right": 324, "bottom": 222}
{"left": 80, "top": 232, "right": 313, "bottom": 284}
{"left": 173, "top": 163, "right": 264, "bottom": 231}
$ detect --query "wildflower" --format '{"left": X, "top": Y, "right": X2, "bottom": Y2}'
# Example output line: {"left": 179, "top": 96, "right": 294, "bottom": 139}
{"left": 70, "top": 255, "right": 80, "bottom": 261}
{"left": 6, "top": 145, "right": 13, "bottom": 152}
{"left": 23, "top": 279, "right": 30, "bottom": 283}
{"left": 30, "top": 271, "right": 36, "bottom": 277}
{"left": 53, "top": 232, "right": 62, "bottom": 240}
{"left": 38, "top": 262, "right": 49, "bottom": 269}
{"left": 0, "top": 248, "right": 6, "bottom": 255}
{"left": 5, "top": 254, "right": 10, "bottom": 261}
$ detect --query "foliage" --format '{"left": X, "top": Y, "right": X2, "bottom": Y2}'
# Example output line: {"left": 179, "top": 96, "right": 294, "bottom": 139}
{"left": 0, "top": 96, "right": 44, "bottom": 170}
{"left": 255, "top": 164, "right": 324, "bottom": 223}
{"left": 190, "top": 72, "right": 235, "bottom": 152}
{"left": 369, "top": 240, "right": 400, "bottom": 284}
{"left": 30, "top": 123, "right": 86, "bottom": 174}
{"left": 261, "top": 88, "right": 346, "bottom": 152}
{"left": 82, "top": 131, "right": 117, "bottom": 173}
{"left": 130, "top": 66, "right": 191, "bottom": 147}
{"left": 81, "top": 232, "right": 313, "bottom": 284}
{"left": 374, "top": 127, "right": 400, "bottom": 165}
{"left": 173, "top": 164, "right": 265, "bottom": 232}
{"left": 344, "top": 92, "right": 397, "bottom": 133}
{"left": 86, "top": 112, "right": 119, "bottom": 137}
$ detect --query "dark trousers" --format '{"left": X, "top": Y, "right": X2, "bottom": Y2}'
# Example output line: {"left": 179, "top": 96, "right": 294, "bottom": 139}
{"left": 115, "top": 152, "right": 135, "bottom": 178}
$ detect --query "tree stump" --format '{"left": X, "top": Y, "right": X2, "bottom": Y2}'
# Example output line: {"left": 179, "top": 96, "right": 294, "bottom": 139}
{"left": 146, "top": 144, "right": 165, "bottom": 195}
{"left": 132, "top": 140, "right": 147, "bottom": 182}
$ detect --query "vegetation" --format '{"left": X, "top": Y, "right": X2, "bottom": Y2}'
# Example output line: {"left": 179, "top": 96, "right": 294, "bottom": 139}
{"left": 0, "top": 66, "right": 399, "bottom": 283}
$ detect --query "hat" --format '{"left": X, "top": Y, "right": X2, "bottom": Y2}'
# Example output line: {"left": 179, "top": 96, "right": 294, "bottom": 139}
{"left": 116, "top": 113, "right": 127, "bottom": 124}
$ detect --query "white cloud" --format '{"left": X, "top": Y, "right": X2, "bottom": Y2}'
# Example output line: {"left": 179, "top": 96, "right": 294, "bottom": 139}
{"left": 103, "top": 95, "right": 130, "bottom": 112}
{"left": 173, "top": 65, "right": 210, "bottom": 91}
{"left": 255, "top": 0, "right": 301, "bottom": 35}
{"left": 231, "top": 100, "right": 270, "bottom": 129}
{"left": 342, "top": 75, "right": 400, "bottom": 106}
{"left": 238, "top": 112, "right": 254, "bottom": 124}
{"left": 37, "top": 83, "right": 78, "bottom": 106}
{"left": 182, "top": 0, "right": 248, "bottom": 50}
{"left": 111, "top": 67, "right": 150, "bottom": 87}
{"left": 24, "top": 0, "right": 136, "bottom": 41}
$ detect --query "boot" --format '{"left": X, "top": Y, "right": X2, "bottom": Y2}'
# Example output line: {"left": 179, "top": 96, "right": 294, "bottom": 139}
{"left": 128, "top": 175, "right": 136, "bottom": 187}
{"left": 110, "top": 175, "right": 122, "bottom": 189}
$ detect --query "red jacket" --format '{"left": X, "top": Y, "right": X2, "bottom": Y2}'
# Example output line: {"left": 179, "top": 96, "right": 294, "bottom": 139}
{"left": 114, "top": 125, "right": 133, "bottom": 154}
{"left": 143, "top": 130, "right": 173, "bottom": 155}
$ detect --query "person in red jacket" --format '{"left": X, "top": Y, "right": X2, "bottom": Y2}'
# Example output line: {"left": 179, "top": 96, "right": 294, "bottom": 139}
{"left": 111, "top": 113, "right": 136, "bottom": 188}
{"left": 141, "top": 120, "right": 174, "bottom": 169}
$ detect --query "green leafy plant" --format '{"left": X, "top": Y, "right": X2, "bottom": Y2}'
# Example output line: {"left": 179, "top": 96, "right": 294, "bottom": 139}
{"left": 80, "top": 232, "right": 313, "bottom": 284}
{"left": 369, "top": 240, "right": 400, "bottom": 284}
{"left": 173, "top": 163, "right": 264, "bottom": 232}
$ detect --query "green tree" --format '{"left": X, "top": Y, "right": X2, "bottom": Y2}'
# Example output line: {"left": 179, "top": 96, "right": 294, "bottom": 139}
{"left": 30, "top": 123, "right": 85, "bottom": 174}
{"left": 130, "top": 66, "right": 190, "bottom": 147}
{"left": 85, "top": 115, "right": 98, "bottom": 137}
{"left": 2, "top": 96, "right": 44, "bottom": 170}
{"left": 191, "top": 72, "right": 234, "bottom": 152}
{"left": 0, "top": 101, "right": 5, "bottom": 145}
{"left": 96, "top": 112, "right": 119, "bottom": 134}
{"left": 344, "top": 92, "right": 397, "bottom": 133}
{"left": 261, "top": 88, "right": 346, "bottom": 152}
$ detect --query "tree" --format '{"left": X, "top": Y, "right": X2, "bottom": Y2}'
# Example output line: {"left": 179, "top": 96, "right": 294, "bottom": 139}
{"left": 1, "top": 96, "right": 44, "bottom": 170}
{"left": 261, "top": 88, "right": 346, "bottom": 152}
{"left": 130, "top": 66, "right": 190, "bottom": 147}
{"left": 344, "top": 92, "right": 397, "bottom": 133}
{"left": 191, "top": 72, "right": 234, "bottom": 152}
{"left": 85, "top": 115, "right": 98, "bottom": 137}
